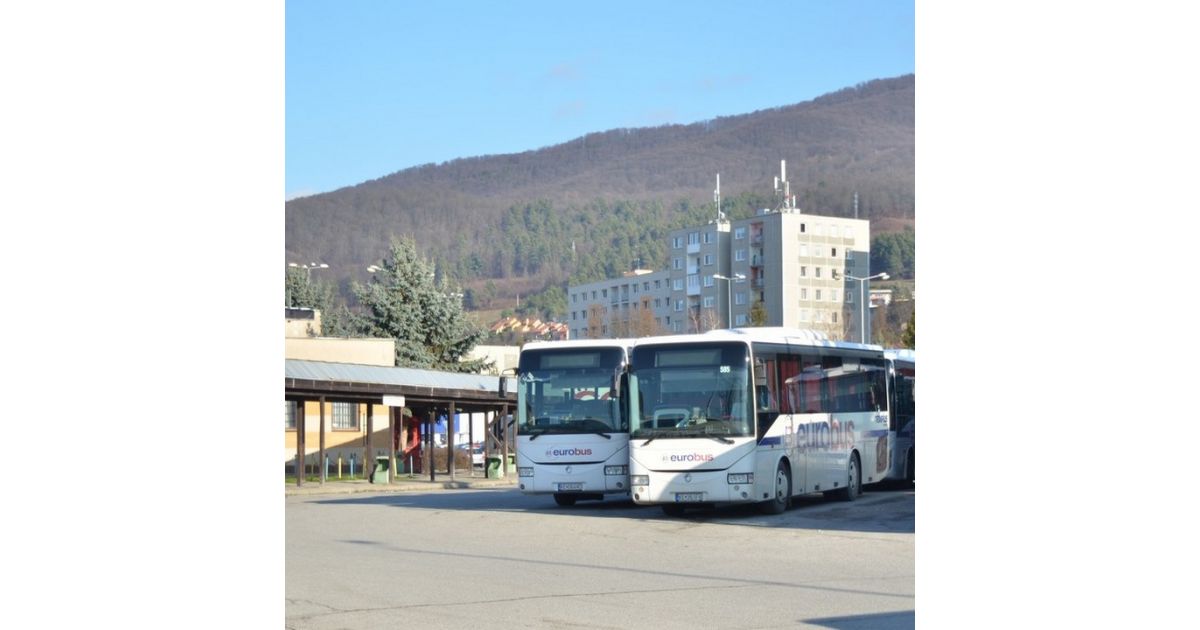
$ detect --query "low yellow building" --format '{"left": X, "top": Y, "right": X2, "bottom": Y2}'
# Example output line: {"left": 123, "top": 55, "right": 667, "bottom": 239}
{"left": 284, "top": 308, "right": 515, "bottom": 483}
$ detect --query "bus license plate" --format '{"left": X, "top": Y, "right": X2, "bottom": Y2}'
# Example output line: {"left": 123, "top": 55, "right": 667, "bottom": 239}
{"left": 675, "top": 492, "right": 704, "bottom": 502}
{"left": 558, "top": 482, "right": 583, "bottom": 492}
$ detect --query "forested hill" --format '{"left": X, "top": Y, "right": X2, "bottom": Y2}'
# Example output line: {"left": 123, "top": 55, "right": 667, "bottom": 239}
{"left": 285, "top": 74, "right": 914, "bottom": 309}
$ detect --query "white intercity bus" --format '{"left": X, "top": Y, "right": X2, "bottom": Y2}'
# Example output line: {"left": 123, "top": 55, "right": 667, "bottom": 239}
{"left": 515, "top": 339, "right": 632, "bottom": 506}
{"left": 883, "top": 349, "right": 915, "bottom": 486}
{"left": 626, "top": 327, "right": 893, "bottom": 516}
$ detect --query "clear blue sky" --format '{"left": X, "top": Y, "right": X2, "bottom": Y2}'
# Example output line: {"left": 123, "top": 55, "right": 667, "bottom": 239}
{"left": 286, "top": 1, "right": 913, "bottom": 199}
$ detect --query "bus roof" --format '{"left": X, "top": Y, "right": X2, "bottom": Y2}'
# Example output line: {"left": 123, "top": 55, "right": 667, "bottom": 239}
{"left": 631, "top": 328, "right": 883, "bottom": 353}
{"left": 521, "top": 338, "right": 634, "bottom": 353}
{"left": 884, "top": 348, "right": 916, "bottom": 362}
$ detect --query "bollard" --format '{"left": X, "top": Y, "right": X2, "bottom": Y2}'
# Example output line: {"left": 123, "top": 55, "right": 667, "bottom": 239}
{"left": 325, "top": 455, "right": 330, "bottom": 480}
{"left": 349, "top": 453, "right": 356, "bottom": 478}
{"left": 338, "top": 454, "right": 343, "bottom": 479}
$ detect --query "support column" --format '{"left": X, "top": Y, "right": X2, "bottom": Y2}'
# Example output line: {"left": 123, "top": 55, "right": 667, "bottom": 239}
{"left": 365, "top": 403, "right": 375, "bottom": 482}
{"left": 468, "top": 408, "right": 476, "bottom": 477}
{"left": 389, "top": 406, "right": 398, "bottom": 484}
{"left": 318, "top": 396, "right": 326, "bottom": 485}
{"left": 295, "top": 399, "right": 306, "bottom": 487}
{"left": 427, "top": 409, "right": 436, "bottom": 482}
{"left": 501, "top": 403, "right": 510, "bottom": 475}
{"left": 447, "top": 401, "right": 456, "bottom": 481}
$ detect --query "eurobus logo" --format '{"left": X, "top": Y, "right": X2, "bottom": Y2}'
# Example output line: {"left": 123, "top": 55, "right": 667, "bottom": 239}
{"left": 546, "top": 447, "right": 592, "bottom": 457}
{"left": 662, "top": 453, "right": 715, "bottom": 463}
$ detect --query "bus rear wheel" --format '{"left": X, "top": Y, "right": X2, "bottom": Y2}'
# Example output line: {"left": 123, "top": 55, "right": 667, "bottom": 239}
{"left": 759, "top": 461, "right": 791, "bottom": 514}
{"left": 834, "top": 454, "right": 861, "bottom": 502}
{"left": 553, "top": 493, "right": 577, "bottom": 506}
{"left": 906, "top": 449, "right": 915, "bottom": 488}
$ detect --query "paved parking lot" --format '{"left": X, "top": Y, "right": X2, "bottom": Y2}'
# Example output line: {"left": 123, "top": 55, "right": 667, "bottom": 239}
{"left": 286, "top": 486, "right": 914, "bottom": 629}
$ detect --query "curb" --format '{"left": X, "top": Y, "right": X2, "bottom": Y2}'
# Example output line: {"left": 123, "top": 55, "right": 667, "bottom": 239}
{"left": 285, "top": 476, "right": 518, "bottom": 497}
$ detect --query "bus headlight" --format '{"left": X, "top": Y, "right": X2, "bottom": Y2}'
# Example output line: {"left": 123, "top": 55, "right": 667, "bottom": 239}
{"left": 604, "top": 465, "right": 628, "bottom": 476}
{"left": 727, "top": 473, "right": 753, "bottom": 484}
{"left": 630, "top": 475, "right": 649, "bottom": 486}
{"left": 518, "top": 467, "right": 534, "bottom": 477}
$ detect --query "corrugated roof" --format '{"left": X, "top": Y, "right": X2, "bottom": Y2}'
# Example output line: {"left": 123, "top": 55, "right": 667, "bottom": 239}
{"left": 286, "top": 359, "right": 500, "bottom": 393}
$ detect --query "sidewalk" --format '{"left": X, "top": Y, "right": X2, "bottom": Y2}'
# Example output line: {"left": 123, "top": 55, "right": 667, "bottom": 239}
{"left": 285, "top": 472, "right": 517, "bottom": 497}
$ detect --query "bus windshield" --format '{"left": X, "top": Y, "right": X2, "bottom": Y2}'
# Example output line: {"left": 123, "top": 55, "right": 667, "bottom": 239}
{"left": 628, "top": 342, "right": 753, "bottom": 440}
{"left": 518, "top": 347, "right": 627, "bottom": 437}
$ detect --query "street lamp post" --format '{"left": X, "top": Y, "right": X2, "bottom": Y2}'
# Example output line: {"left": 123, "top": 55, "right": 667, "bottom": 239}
{"left": 844, "top": 272, "right": 889, "bottom": 344}
{"left": 287, "top": 262, "right": 329, "bottom": 307}
{"left": 712, "top": 273, "right": 746, "bottom": 329}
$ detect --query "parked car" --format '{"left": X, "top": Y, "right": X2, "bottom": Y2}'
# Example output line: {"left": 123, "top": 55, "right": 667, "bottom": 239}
{"left": 456, "top": 443, "right": 485, "bottom": 466}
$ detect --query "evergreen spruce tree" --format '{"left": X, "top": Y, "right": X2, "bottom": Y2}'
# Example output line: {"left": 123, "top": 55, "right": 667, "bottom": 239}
{"left": 352, "top": 236, "right": 490, "bottom": 372}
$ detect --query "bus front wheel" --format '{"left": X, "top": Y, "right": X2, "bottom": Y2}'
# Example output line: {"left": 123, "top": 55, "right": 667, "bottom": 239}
{"left": 759, "top": 461, "right": 791, "bottom": 514}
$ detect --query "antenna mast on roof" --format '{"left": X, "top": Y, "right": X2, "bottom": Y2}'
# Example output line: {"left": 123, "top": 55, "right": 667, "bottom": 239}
{"left": 714, "top": 173, "right": 725, "bottom": 222}
{"left": 773, "top": 159, "right": 796, "bottom": 212}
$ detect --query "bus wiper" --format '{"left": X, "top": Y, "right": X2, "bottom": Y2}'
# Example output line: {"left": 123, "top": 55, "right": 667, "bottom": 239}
{"left": 705, "top": 435, "right": 734, "bottom": 444}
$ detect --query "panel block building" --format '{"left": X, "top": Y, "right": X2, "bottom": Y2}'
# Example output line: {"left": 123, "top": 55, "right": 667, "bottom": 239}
{"left": 566, "top": 194, "right": 874, "bottom": 341}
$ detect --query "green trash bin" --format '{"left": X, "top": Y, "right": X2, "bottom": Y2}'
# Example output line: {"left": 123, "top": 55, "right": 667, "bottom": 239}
{"left": 505, "top": 453, "right": 516, "bottom": 474}
{"left": 371, "top": 456, "right": 390, "bottom": 484}
{"left": 486, "top": 456, "right": 503, "bottom": 479}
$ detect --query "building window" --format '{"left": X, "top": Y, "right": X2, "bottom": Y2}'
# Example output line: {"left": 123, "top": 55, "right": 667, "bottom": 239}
{"left": 673, "top": 236, "right": 683, "bottom": 248}
{"left": 571, "top": 311, "right": 576, "bottom": 320}
{"left": 800, "top": 266, "right": 806, "bottom": 277}
{"left": 800, "top": 223, "right": 806, "bottom": 233}
{"left": 655, "top": 298, "right": 661, "bottom": 308}
{"left": 735, "top": 314, "right": 748, "bottom": 326}
{"left": 673, "top": 278, "right": 684, "bottom": 290}
{"left": 815, "top": 289, "right": 822, "bottom": 301}
{"left": 688, "top": 232, "right": 700, "bottom": 245}
{"left": 285, "top": 401, "right": 298, "bottom": 430}
{"left": 734, "top": 227, "right": 746, "bottom": 239}
{"left": 675, "top": 299, "right": 684, "bottom": 312}
{"left": 591, "top": 291, "right": 597, "bottom": 299}
{"left": 735, "top": 292, "right": 746, "bottom": 305}
{"left": 735, "top": 249, "right": 746, "bottom": 261}
{"left": 571, "top": 294, "right": 577, "bottom": 303}
{"left": 832, "top": 290, "right": 839, "bottom": 302}
{"left": 703, "top": 254, "right": 713, "bottom": 266}
{"left": 703, "top": 275, "right": 714, "bottom": 288}
{"left": 687, "top": 275, "right": 699, "bottom": 289}
{"left": 815, "top": 268, "right": 822, "bottom": 278}
{"left": 800, "top": 288, "right": 808, "bottom": 300}
{"left": 703, "top": 231, "right": 713, "bottom": 244}
{"left": 673, "top": 258, "right": 682, "bottom": 270}
{"left": 799, "top": 309, "right": 810, "bottom": 322}
{"left": 644, "top": 282, "right": 650, "bottom": 291}
{"left": 332, "top": 402, "right": 359, "bottom": 431}
{"left": 831, "top": 247, "right": 837, "bottom": 258}
{"left": 702, "top": 296, "right": 715, "bottom": 308}
{"left": 846, "top": 291, "right": 854, "bottom": 304}
{"left": 832, "top": 312, "right": 838, "bottom": 323}
{"left": 800, "top": 245, "right": 808, "bottom": 257}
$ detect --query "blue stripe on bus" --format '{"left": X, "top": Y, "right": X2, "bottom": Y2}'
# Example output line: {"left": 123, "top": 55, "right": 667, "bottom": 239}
{"left": 759, "top": 436, "right": 782, "bottom": 446}
{"left": 861, "top": 430, "right": 890, "bottom": 438}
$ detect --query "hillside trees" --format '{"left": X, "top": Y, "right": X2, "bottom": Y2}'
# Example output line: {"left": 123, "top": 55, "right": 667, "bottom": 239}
{"left": 351, "top": 236, "right": 489, "bottom": 372}
{"left": 870, "top": 227, "right": 915, "bottom": 279}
